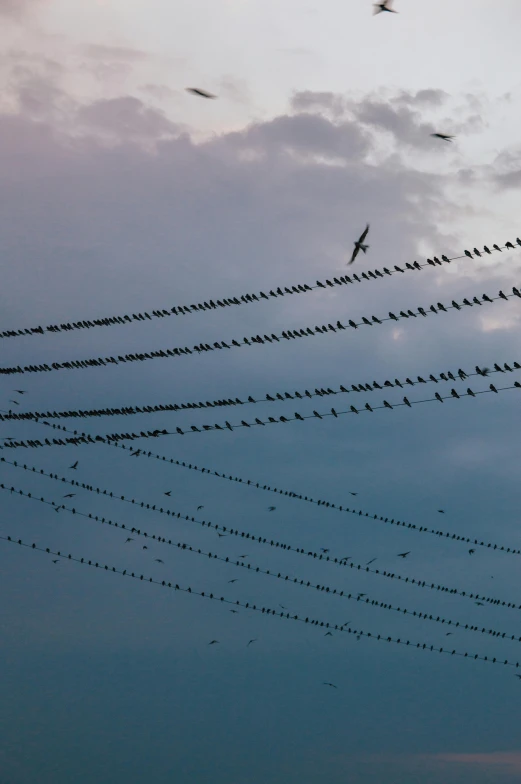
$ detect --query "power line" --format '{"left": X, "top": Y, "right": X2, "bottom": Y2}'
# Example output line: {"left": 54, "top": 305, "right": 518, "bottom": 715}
{"left": 1, "top": 240, "right": 518, "bottom": 343}
{"left": 1, "top": 286, "right": 520, "bottom": 377}
{"left": 1, "top": 380, "right": 519, "bottom": 447}
{"left": 3, "top": 360, "right": 518, "bottom": 424}
{"left": 2, "top": 456, "right": 521, "bottom": 610}
{"left": 1, "top": 479, "right": 518, "bottom": 644}
{"left": 2, "top": 534, "right": 519, "bottom": 671}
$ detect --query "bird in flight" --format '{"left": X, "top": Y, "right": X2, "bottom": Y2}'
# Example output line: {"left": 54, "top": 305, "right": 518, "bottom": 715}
{"left": 142, "top": 545, "right": 148, "bottom": 550}
{"left": 268, "top": 506, "right": 276, "bottom": 512}
{"left": 323, "top": 682, "right": 338, "bottom": 688}
{"left": 475, "top": 601, "right": 485, "bottom": 606}
{"left": 325, "top": 631, "right": 333, "bottom": 637}
{"left": 398, "top": 551, "right": 410, "bottom": 558}
{"left": 8, "top": 399, "right": 19, "bottom": 405}
{"left": 155, "top": 559, "right": 164, "bottom": 564}
{"left": 366, "top": 558, "right": 377, "bottom": 565}
{"left": 63, "top": 493, "right": 75, "bottom": 498}
{"left": 186, "top": 87, "right": 216, "bottom": 99}
{"left": 374, "top": 0, "right": 397, "bottom": 14}
{"left": 217, "top": 533, "right": 227, "bottom": 538}
{"left": 164, "top": 491, "right": 171, "bottom": 497}
{"left": 228, "top": 579, "right": 238, "bottom": 584}
{"left": 125, "top": 537, "right": 134, "bottom": 543}
{"left": 230, "top": 609, "right": 239, "bottom": 614}
{"left": 349, "top": 224, "right": 370, "bottom": 265}
{"left": 320, "top": 548, "right": 330, "bottom": 553}
{"left": 469, "top": 549, "right": 476, "bottom": 555}
{"left": 446, "top": 632, "right": 453, "bottom": 636}
{"left": 52, "top": 559, "right": 59, "bottom": 564}
{"left": 438, "top": 509, "right": 445, "bottom": 514}
{"left": 239, "top": 555, "right": 249, "bottom": 559}
{"left": 208, "top": 640, "right": 220, "bottom": 645}
{"left": 197, "top": 505, "right": 204, "bottom": 510}
{"left": 247, "top": 639, "right": 257, "bottom": 647}
{"left": 279, "top": 604, "right": 287, "bottom": 610}
{"left": 431, "top": 133, "right": 454, "bottom": 142}
{"left": 349, "top": 492, "right": 358, "bottom": 496}
{"left": 358, "top": 593, "right": 366, "bottom": 598}
{"left": 515, "top": 674, "right": 521, "bottom": 679}
{"left": 69, "top": 461, "right": 78, "bottom": 470}
{"left": 14, "top": 390, "right": 27, "bottom": 395}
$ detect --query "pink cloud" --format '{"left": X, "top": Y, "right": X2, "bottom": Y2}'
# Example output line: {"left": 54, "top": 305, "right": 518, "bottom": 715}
{"left": 425, "top": 751, "right": 521, "bottom": 773}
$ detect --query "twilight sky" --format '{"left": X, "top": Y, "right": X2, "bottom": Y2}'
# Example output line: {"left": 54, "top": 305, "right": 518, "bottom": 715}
{"left": 1, "top": 2, "right": 521, "bottom": 783}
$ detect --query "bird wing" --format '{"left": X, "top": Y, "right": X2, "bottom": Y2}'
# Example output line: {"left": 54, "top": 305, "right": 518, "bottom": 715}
{"left": 359, "top": 224, "right": 370, "bottom": 243}
{"left": 348, "top": 245, "right": 360, "bottom": 265}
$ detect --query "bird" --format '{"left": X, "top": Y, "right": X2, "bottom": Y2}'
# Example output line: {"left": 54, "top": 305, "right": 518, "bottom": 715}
{"left": 323, "top": 682, "right": 337, "bottom": 688}
{"left": 349, "top": 492, "right": 358, "bottom": 496}
{"left": 164, "top": 491, "right": 171, "bottom": 496}
{"left": 230, "top": 610, "right": 238, "bottom": 614}
{"left": 217, "top": 533, "right": 227, "bottom": 538}
{"left": 469, "top": 549, "right": 476, "bottom": 555}
{"left": 155, "top": 559, "right": 164, "bottom": 564}
{"left": 8, "top": 399, "right": 19, "bottom": 405}
{"left": 366, "top": 558, "right": 377, "bottom": 565}
{"left": 69, "top": 461, "right": 78, "bottom": 470}
{"left": 238, "top": 554, "right": 249, "bottom": 559}
{"left": 431, "top": 133, "right": 454, "bottom": 142}
{"left": 267, "top": 506, "right": 276, "bottom": 512}
{"left": 321, "top": 548, "right": 330, "bottom": 553}
{"left": 279, "top": 604, "right": 287, "bottom": 610}
{"left": 446, "top": 632, "right": 453, "bottom": 636}
{"left": 438, "top": 509, "right": 445, "bottom": 514}
{"left": 131, "top": 450, "right": 141, "bottom": 457}
{"left": 247, "top": 639, "right": 257, "bottom": 647}
{"left": 197, "top": 505, "right": 204, "bottom": 510}
{"left": 186, "top": 87, "right": 216, "bottom": 99}
{"left": 63, "top": 493, "right": 75, "bottom": 498}
{"left": 373, "top": 0, "right": 397, "bottom": 14}
{"left": 208, "top": 640, "right": 220, "bottom": 645}
{"left": 325, "top": 631, "right": 333, "bottom": 637}
{"left": 398, "top": 551, "right": 410, "bottom": 558}
{"left": 475, "top": 601, "right": 485, "bottom": 606}
{"left": 349, "top": 224, "right": 370, "bottom": 265}
{"left": 358, "top": 593, "right": 367, "bottom": 598}
{"left": 228, "top": 579, "right": 238, "bottom": 583}
{"left": 14, "top": 390, "right": 27, "bottom": 394}
{"left": 52, "top": 559, "right": 59, "bottom": 564}
{"left": 125, "top": 537, "right": 134, "bottom": 543}
{"left": 142, "top": 545, "right": 148, "bottom": 550}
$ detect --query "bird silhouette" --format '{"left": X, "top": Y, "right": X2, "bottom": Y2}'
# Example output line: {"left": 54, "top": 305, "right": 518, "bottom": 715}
{"left": 321, "top": 548, "right": 330, "bottom": 553}
{"left": 197, "top": 505, "right": 204, "bottom": 510}
{"left": 398, "top": 551, "right": 410, "bottom": 558}
{"left": 366, "top": 558, "right": 377, "bottom": 565}
{"left": 373, "top": 0, "right": 397, "bottom": 14}
{"left": 52, "top": 559, "right": 59, "bottom": 564}
{"left": 63, "top": 493, "right": 75, "bottom": 498}
{"left": 217, "top": 533, "right": 227, "bottom": 538}
{"left": 247, "top": 639, "right": 257, "bottom": 647}
{"left": 228, "top": 579, "right": 238, "bottom": 583}
{"left": 239, "top": 555, "right": 249, "bottom": 558}
{"left": 69, "top": 461, "right": 78, "bottom": 470}
{"left": 142, "top": 545, "right": 148, "bottom": 550}
{"left": 350, "top": 492, "right": 358, "bottom": 496}
{"left": 349, "top": 224, "right": 370, "bottom": 264}
{"left": 279, "top": 604, "right": 287, "bottom": 610}
{"left": 208, "top": 640, "right": 220, "bottom": 645}
{"left": 268, "top": 506, "right": 276, "bottom": 512}
{"left": 14, "top": 390, "right": 27, "bottom": 394}
{"left": 358, "top": 593, "right": 366, "bottom": 598}
{"left": 469, "top": 549, "right": 476, "bottom": 555}
{"left": 131, "top": 450, "right": 141, "bottom": 457}
{"left": 431, "top": 133, "right": 454, "bottom": 142}
{"left": 438, "top": 509, "right": 445, "bottom": 514}
{"left": 155, "top": 559, "right": 164, "bottom": 564}
{"left": 475, "top": 601, "right": 485, "bottom": 606}
{"left": 8, "top": 399, "right": 19, "bottom": 405}
{"left": 323, "top": 682, "right": 338, "bottom": 688}
{"left": 446, "top": 632, "right": 453, "bottom": 636}
{"left": 186, "top": 87, "right": 216, "bottom": 99}
{"left": 125, "top": 537, "right": 134, "bottom": 543}
{"left": 230, "top": 610, "right": 239, "bottom": 614}
{"left": 325, "top": 631, "right": 333, "bottom": 637}
{"left": 164, "top": 491, "right": 171, "bottom": 496}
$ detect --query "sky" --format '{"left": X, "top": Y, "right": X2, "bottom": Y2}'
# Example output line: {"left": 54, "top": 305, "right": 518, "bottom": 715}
{"left": 1, "top": 1, "right": 521, "bottom": 782}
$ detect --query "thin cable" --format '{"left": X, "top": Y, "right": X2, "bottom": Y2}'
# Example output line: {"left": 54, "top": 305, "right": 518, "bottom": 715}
{"left": 2, "top": 534, "right": 519, "bottom": 671}
{"left": 2, "top": 456, "right": 521, "bottom": 609}
{"left": 3, "top": 361, "right": 518, "bottom": 424}
{"left": 1, "top": 240, "right": 518, "bottom": 342}
{"left": 1, "top": 286, "right": 520, "bottom": 377}
{"left": 1, "top": 480, "right": 518, "bottom": 644}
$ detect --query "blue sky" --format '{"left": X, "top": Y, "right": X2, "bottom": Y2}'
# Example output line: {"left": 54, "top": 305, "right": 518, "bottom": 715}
{"left": 1, "top": 1, "right": 521, "bottom": 783}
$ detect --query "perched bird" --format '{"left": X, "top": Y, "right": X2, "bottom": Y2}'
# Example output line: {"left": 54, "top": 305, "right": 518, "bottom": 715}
{"left": 431, "top": 133, "right": 454, "bottom": 142}
{"left": 164, "top": 491, "right": 171, "bottom": 497}
{"left": 125, "top": 538, "right": 134, "bottom": 543}
{"left": 63, "top": 493, "right": 75, "bottom": 498}
{"left": 186, "top": 87, "right": 216, "bottom": 99}
{"left": 247, "top": 639, "right": 257, "bottom": 647}
{"left": 131, "top": 450, "right": 141, "bottom": 457}
{"left": 349, "top": 224, "right": 370, "bottom": 265}
{"left": 398, "top": 551, "right": 410, "bottom": 558}
{"left": 374, "top": 0, "right": 397, "bottom": 13}
{"left": 208, "top": 640, "right": 220, "bottom": 645}
{"left": 155, "top": 559, "right": 164, "bottom": 564}
{"left": 268, "top": 506, "right": 276, "bottom": 512}
{"left": 69, "top": 461, "right": 78, "bottom": 470}
{"left": 469, "top": 549, "right": 475, "bottom": 555}
{"left": 197, "top": 505, "right": 204, "bottom": 510}
{"left": 323, "top": 682, "right": 338, "bottom": 688}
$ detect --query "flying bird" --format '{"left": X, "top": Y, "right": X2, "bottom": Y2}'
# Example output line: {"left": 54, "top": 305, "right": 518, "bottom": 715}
{"left": 228, "top": 579, "right": 238, "bottom": 583}
{"left": 69, "top": 461, "right": 78, "bottom": 470}
{"left": 197, "top": 505, "right": 204, "bottom": 510}
{"left": 230, "top": 610, "right": 239, "bottom": 614}
{"left": 142, "top": 545, "right": 148, "bottom": 550}
{"left": 164, "top": 491, "right": 171, "bottom": 496}
{"left": 431, "top": 133, "right": 454, "bottom": 142}
{"left": 14, "top": 390, "right": 27, "bottom": 394}
{"left": 217, "top": 533, "right": 227, "bottom": 538}
{"left": 52, "top": 559, "right": 59, "bottom": 564}
{"left": 186, "top": 87, "right": 216, "bottom": 99}
{"left": 373, "top": 0, "right": 397, "bottom": 13}
{"left": 320, "top": 548, "right": 330, "bottom": 553}
{"left": 349, "top": 224, "right": 370, "bottom": 265}
{"left": 398, "top": 551, "right": 410, "bottom": 558}
{"left": 9, "top": 400, "right": 19, "bottom": 405}
{"left": 366, "top": 558, "right": 377, "bottom": 565}
{"left": 325, "top": 631, "right": 333, "bottom": 637}
{"left": 155, "top": 559, "right": 164, "bottom": 564}
{"left": 349, "top": 492, "right": 358, "bottom": 496}
{"left": 247, "top": 639, "right": 257, "bottom": 647}
{"left": 323, "top": 682, "right": 338, "bottom": 688}
{"left": 475, "top": 602, "right": 485, "bottom": 606}
{"left": 208, "top": 640, "right": 220, "bottom": 645}
{"left": 63, "top": 493, "right": 75, "bottom": 498}
{"left": 125, "top": 538, "right": 134, "bottom": 543}
{"left": 469, "top": 549, "right": 475, "bottom": 555}
{"left": 438, "top": 509, "right": 445, "bottom": 514}
{"left": 268, "top": 506, "right": 276, "bottom": 512}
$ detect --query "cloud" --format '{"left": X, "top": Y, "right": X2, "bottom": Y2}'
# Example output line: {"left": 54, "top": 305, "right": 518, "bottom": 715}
{"left": 76, "top": 96, "right": 181, "bottom": 140}
{"left": 0, "top": 0, "right": 45, "bottom": 17}
{"left": 425, "top": 752, "right": 521, "bottom": 774}
{"left": 82, "top": 44, "right": 149, "bottom": 62}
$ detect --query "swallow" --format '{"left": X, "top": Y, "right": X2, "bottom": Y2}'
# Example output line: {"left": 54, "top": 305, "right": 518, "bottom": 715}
{"left": 358, "top": 593, "right": 366, "bottom": 598}
{"left": 217, "top": 533, "right": 227, "bottom": 538}
{"left": 321, "top": 548, "right": 330, "bottom": 553}
{"left": 350, "top": 492, "right": 358, "bottom": 496}
{"left": 247, "top": 639, "right": 257, "bottom": 647}
{"left": 69, "top": 461, "right": 78, "bottom": 470}
{"left": 373, "top": 0, "right": 397, "bottom": 14}
{"left": 125, "top": 538, "right": 134, "bottom": 543}
{"left": 239, "top": 555, "right": 249, "bottom": 559}
{"left": 268, "top": 506, "right": 276, "bottom": 512}
{"left": 438, "top": 509, "right": 445, "bottom": 514}
{"left": 52, "top": 559, "right": 59, "bottom": 564}
{"left": 431, "top": 133, "right": 454, "bottom": 142}
{"left": 349, "top": 224, "right": 370, "bottom": 265}
{"left": 164, "top": 491, "right": 171, "bottom": 496}
{"left": 197, "top": 505, "right": 204, "bottom": 510}
{"left": 8, "top": 400, "right": 19, "bottom": 405}
{"left": 279, "top": 604, "right": 287, "bottom": 610}
{"left": 475, "top": 602, "right": 484, "bottom": 606}
{"left": 398, "top": 551, "right": 410, "bottom": 558}
{"left": 186, "top": 88, "right": 216, "bottom": 99}
{"left": 208, "top": 640, "right": 219, "bottom": 645}
{"left": 469, "top": 549, "right": 475, "bottom": 555}
{"left": 155, "top": 559, "right": 164, "bottom": 564}
{"left": 230, "top": 610, "right": 239, "bottom": 614}
{"left": 63, "top": 493, "right": 75, "bottom": 498}
{"left": 228, "top": 579, "right": 238, "bottom": 583}
{"left": 14, "top": 390, "right": 27, "bottom": 395}
{"left": 142, "top": 545, "right": 148, "bottom": 550}
{"left": 323, "top": 682, "right": 338, "bottom": 688}
{"left": 325, "top": 631, "right": 333, "bottom": 636}
{"left": 446, "top": 632, "right": 453, "bottom": 636}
